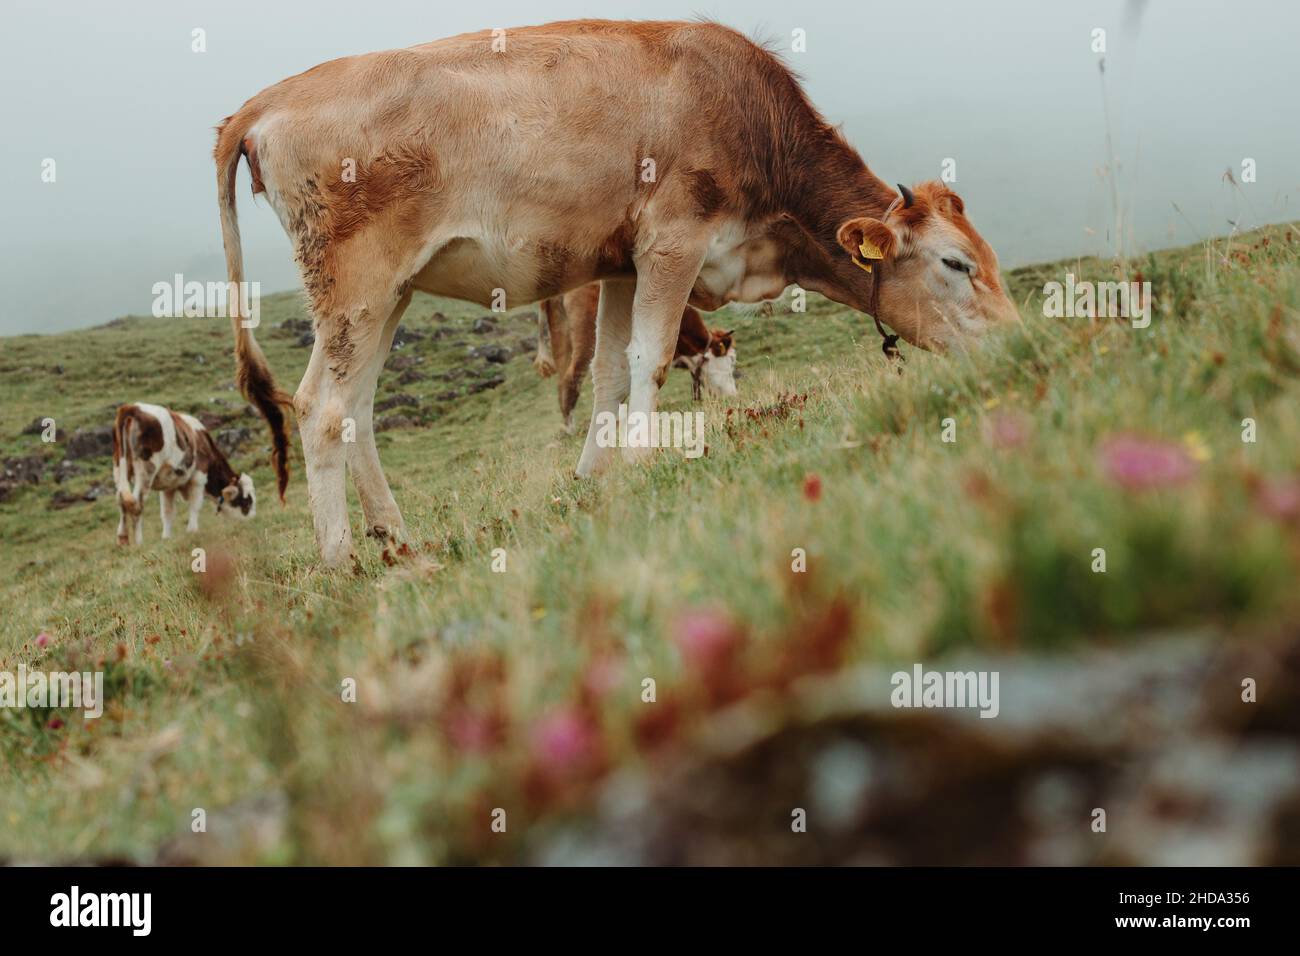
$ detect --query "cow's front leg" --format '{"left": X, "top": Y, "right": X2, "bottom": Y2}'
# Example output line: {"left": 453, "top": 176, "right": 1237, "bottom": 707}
{"left": 183, "top": 479, "right": 204, "bottom": 533}
{"left": 576, "top": 279, "right": 635, "bottom": 477}
{"left": 131, "top": 465, "right": 153, "bottom": 545}
{"left": 160, "top": 490, "right": 176, "bottom": 539}
{"left": 624, "top": 241, "right": 708, "bottom": 464}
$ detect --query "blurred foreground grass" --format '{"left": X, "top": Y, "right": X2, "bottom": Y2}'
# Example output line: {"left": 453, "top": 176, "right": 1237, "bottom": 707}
{"left": 1, "top": 224, "right": 1298, "bottom": 862}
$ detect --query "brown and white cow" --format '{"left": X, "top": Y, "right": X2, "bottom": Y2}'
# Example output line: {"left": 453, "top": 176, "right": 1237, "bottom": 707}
{"left": 214, "top": 19, "right": 1019, "bottom": 566}
{"left": 112, "top": 403, "right": 256, "bottom": 545}
{"left": 535, "top": 283, "right": 737, "bottom": 431}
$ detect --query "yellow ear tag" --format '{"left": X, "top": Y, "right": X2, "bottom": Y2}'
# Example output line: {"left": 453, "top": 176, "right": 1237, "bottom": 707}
{"left": 854, "top": 236, "right": 884, "bottom": 273}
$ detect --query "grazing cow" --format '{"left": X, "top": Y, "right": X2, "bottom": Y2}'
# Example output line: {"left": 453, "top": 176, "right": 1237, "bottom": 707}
{"left": 112, "top": 403, "right": 255, "bottom": 545}
{"left": 214, "top": 19, "right": 1019, "bottom": 566}
{"left": 535, "top": 283, "right": 737, "bottom": 432}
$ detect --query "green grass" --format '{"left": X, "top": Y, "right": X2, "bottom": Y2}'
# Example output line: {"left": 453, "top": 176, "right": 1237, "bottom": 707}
{"left": 2, "top": 224, "right": 1298, "bottom": 862}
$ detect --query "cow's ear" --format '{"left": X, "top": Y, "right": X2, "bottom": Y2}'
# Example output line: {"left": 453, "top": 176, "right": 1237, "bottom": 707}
{"left": 837, "top": 217, "right": 898, "bottom": 269}
{"left": 221, "top": 484, "right": 238, "bottom": 502}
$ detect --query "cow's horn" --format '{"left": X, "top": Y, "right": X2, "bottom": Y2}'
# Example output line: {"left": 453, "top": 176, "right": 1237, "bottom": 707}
{"left": 897, "top": 183, "right": 915, "bottom": 208}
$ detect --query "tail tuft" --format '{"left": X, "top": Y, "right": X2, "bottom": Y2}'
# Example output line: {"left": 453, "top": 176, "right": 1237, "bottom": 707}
{"left": 237, "top": 353, "right": 293, "bottom": 500}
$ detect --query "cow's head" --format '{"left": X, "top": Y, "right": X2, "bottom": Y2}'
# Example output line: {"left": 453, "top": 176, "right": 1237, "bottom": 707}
{"left": 836, "top": 182, "right": 1019, "bottom": 350}
{"left": 218, "top": 473, "right": 257, "bottom": 519}
{"left": 699, "top": 328, "right": 739, "bottom": 397}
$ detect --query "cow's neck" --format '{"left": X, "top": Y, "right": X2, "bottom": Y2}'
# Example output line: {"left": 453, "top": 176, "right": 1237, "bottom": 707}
{"left": 203, "top": 442, "right": 239, "bottom": 499}
{"left": 776, "top": 133, "right": 897, "bottom": 311}
{"left": 788, "top": 138, "right": 895, "bottom": 243}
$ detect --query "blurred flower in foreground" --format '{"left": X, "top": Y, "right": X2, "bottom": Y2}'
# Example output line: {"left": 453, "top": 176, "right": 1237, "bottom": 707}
{"left": 581, "top": 653, "right": 623, "bottom": 699}
{"left": 983, "top": 410, "right": 1031, "bottom": 450}
{"left": 35, "top": 633, "right": 50, "bottom": 648}
{"left": 674, "top": 608, "right": 741, "bottom": 673}
{"left": 1252, "top": 475, "right": 1300, "bottom": 524}
{"left": 802, "top": 473, "right": 822, "bottom": 502}
{"left": 1099, "top": 434, "right": 1198, "bottom": 491}
{"left": 531, "top": 707, "right": 600, "bottom": 773}
{"left": 674, "top": 607, "right": 746, "bottom": 707}
{"left": 445, "top": 709, "right": 499, "bottom": 754}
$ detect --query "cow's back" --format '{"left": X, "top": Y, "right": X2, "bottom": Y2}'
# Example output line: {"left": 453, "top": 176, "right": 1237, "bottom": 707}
{"left": 224, "top": 20, "right": 800, "bottom": 309}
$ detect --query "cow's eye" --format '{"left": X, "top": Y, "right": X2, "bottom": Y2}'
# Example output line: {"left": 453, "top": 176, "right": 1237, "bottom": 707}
{"left": 942, "top": 257, "right": 969, "bottom": 274}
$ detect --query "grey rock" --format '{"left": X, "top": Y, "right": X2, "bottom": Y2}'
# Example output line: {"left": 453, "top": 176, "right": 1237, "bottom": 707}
{"left": 374, "top": 393, "right": 420, "bottom": 413}
{"left": 469, "top": 344, "right": 511, "bottom": 364}
{"left": 3, "top": 454, "right": 47, "bottom": 484}
{"left": 376, "top": 414, "right": 418, "bottom": 432}
{"left": 64, "top": 426, "right": 114, "bottom": 460}
{"left": 20, "top": 417, "right": 63, "bottom": 440}
{"left": 391, "top": 324, "right": 425, "bottom": 349}
{"left": 215, "top": 427, "right": 253, "bottom": 457}
{"left": 386, "top": 355, "right": 422, "bottom": 372}
{"left": 465, "top": 376, "right": 505, "bottom": 394}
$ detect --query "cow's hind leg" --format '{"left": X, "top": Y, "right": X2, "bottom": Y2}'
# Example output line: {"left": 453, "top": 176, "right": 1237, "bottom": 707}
{"left": 183, "top": 477, "right": 205, "bottom": 533}
{"left": 559, "top": 319, "right": 595, "bottom": 435}
{"left": 576, "top": 278, "right": 635, "bottom": 476}
{"left": 349, "top": 288, "right": 413, "bottom": 543}
{"left": 130, "top": 464, "right": 153, "bottom": 545}
{"left": 534, "top": 302, "right": 557, "bottom": 378}
{"left": 295, "top": 280, "right": 407, "bottom": 567}
{"left": 295, "top": 334, "right": 357, "bottom": 567}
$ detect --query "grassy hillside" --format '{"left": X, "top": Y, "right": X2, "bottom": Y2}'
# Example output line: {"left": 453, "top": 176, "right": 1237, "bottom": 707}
{"left": 2, "top": 225, "right": 1299, "bottom": 863}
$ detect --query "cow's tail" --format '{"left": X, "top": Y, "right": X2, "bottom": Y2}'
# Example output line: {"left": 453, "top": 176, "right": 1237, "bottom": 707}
{"left": 215, "top": 111, "right": 292, "bottom": 500}
{"left": 112, "top": 406, "right": 139, "bottom": 515}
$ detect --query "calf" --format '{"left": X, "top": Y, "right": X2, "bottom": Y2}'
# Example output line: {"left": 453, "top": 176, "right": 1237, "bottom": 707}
{"left": 535, "top": 283, "right": 737, "bottom": 431}
{"left": 112, "top": 403, "right": 255, "bottom": 545}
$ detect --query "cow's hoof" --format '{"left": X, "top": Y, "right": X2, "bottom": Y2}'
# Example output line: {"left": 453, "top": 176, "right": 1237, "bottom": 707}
{"left": 116, "top": 534, "right": 130, "bottom": 546}
{"left": 366, "top": 524, "right": 390, "bottom": 540}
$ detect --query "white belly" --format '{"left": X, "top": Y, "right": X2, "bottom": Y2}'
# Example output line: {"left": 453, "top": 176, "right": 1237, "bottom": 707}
{"left": 133, "top": 403, "right": 198, "bottom": 491}
{"left": 693, "top": 219, "right": 789, "bottom": 309}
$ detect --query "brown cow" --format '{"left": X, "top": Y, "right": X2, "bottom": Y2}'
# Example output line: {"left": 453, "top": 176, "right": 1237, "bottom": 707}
{"left": 536, "top": 283, "right": 737, "bottom": 432}
{"left": 214, "top": 19, "right": 1019, "bottom": 566}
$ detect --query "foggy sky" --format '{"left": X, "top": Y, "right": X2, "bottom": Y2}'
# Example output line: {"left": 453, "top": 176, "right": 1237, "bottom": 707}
{"left": 2, "top": 0, "right": 1296, "bottom": 334}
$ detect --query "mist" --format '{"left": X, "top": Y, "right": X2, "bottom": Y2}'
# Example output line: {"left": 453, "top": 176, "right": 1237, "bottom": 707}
{"left": 2, "top": 0, "right": 1295, "bottom": 334}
